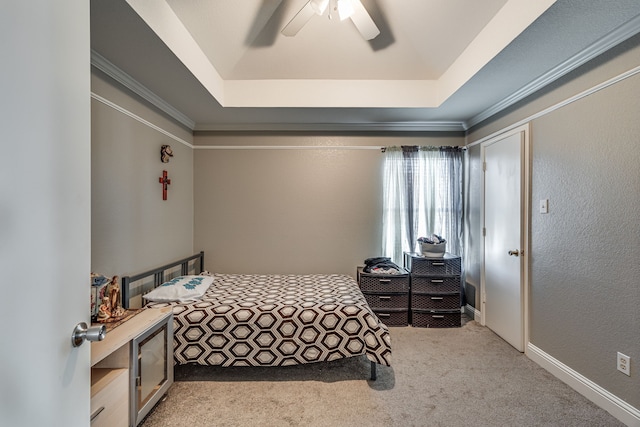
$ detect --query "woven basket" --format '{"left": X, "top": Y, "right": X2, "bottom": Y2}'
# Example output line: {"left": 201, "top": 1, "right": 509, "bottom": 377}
{"left": 419, "top": 241, "right": 446, "bottom": 257}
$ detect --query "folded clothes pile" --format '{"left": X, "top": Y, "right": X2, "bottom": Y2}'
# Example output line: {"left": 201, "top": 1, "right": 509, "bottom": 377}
{"left": 363, "top": 257, "right": 403, "bottom": 274}
{"left": 417, "top": 234, "right": 446, "bottom": 244}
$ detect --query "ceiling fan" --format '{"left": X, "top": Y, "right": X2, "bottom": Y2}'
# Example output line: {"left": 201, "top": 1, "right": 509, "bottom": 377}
{"left": 282, "top": 0, "right": 380, "bottom": 40}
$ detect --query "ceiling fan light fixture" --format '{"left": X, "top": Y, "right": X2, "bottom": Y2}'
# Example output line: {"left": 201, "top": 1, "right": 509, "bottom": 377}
{"left": 282, "top": 0, "right": 378, "bottom": 39}
{"left": 336, "top": 0, "right": 354, "bottom": 20}
{"left": 310, "top": 0, "right": 329, "bottom": 16}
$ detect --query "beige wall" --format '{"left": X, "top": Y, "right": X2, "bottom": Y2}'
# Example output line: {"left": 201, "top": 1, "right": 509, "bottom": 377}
{"left": 91, "top": 70, "right": 195, "bottom": 277}
{"left": 465, "top": 34, "right": 640, "bottom": 411}
{"left": 193, "top": 132, "right": 463, "bottom": 275}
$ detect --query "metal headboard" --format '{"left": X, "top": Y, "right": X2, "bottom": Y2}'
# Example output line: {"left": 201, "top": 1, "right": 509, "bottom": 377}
{"left": 121, "top": 251, "right": 204, "bottom": 309}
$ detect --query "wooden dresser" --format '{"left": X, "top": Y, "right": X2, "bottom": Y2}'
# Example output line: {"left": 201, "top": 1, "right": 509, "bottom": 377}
{"left": 90, "top": 307, "right": 173, "bottom": 426}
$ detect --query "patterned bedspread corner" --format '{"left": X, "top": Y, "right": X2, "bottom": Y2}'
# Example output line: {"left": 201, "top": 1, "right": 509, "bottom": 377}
{"left": 363, "top": 312, "right": 392, "bottom": 366}
{"left": 147, "top": 273, "right": 392, "bottom": 368}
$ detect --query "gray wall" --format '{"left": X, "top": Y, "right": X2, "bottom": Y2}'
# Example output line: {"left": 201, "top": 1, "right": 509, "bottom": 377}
{"left": 91, "top": 70, "right": 195, "bottom": 277}
{"left": 466, "top": 34, "right": 640, "bottom": 409}
{"left": 463, "top": 144, "right": 483, "bottom": 309}
{"left": 193, "top": 132, "right": 463, "bottom": 275}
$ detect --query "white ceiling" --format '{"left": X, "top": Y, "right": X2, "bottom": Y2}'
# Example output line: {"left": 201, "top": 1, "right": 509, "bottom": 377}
{"left": 164, "top": 0, "right": 510, "bottom": 80}
{"left": 90, "top": 0, "right": 640, "bottom": 132}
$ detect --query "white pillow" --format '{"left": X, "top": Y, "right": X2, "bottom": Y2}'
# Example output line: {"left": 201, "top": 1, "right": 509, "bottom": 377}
{"left": 143, "top": 275, "right": 213, "bottom": 302}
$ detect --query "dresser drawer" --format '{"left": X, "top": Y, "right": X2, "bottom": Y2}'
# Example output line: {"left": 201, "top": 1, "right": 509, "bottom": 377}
{"left": 91, "top": 368, "right": 129, "bottom": 427}
{"left": 364, "top": 292, "right": 409, "bottom": 309}
{"left": 373, "top": 308, "right": 409, "bottom": 327}
{"left": 411, "top": 293, "right": 460, "bottom": 310}
{"left": 359, "top": 271, "right": 409, "bottom": 293}
{"left": 411, "top": 276, "right": 460, "bottom": 293}
{"left": 404, "top": 253, "right": 461, "bottom": 275}
{"left": 412, "top": 310, "right": 461, "bottom": 328}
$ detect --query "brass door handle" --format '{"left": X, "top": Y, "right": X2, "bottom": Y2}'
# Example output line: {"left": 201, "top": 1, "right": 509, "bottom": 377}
{"left": 508, "top": 249, "right": 520, "bottom": 257}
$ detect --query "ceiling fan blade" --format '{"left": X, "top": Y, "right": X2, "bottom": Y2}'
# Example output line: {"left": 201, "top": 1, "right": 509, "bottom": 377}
{"left": 349, "top": 0, "right": 380, "bottom": 40}
{"left": 282, "top": 2, "right": 316, "bottom": 37}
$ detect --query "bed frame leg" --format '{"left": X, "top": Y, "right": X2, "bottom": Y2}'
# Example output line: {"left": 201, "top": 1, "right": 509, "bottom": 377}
{"left": 370, "top": 361, "right": 377, "bottom": 381}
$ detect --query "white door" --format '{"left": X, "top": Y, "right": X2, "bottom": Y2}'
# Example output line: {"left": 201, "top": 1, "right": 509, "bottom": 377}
{"left": 1, "top": 2, "right": 91, "bottom": 426}
{"left": 482, "top": 126, "right": 528, "bottom": 352}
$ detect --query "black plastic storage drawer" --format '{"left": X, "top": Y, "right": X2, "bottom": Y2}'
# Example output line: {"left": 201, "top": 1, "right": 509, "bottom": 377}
{"left": 403, "top": 253, "right": 461, "bottom": 276}
{"left": 411, "top": 276, "right": 461, "bottom": 293}
{"left": 363, "top": 292, "right": 409, "bottom": 309}
{"left": 358, "top": 269, "right": 410, "bottom": 293}
{"left": 411, "top": 293, "right": 460, "bottom": 310}
{"left": 373, "top": 308, "right": 409, "bottom": 327}
{"left": 411, "top": 310, "right": 461, "bottom": 328}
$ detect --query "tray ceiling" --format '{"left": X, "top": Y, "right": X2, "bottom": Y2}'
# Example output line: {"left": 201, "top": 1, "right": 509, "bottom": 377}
{"left": 90, "top": 0, "right": 640, "bottom": 131}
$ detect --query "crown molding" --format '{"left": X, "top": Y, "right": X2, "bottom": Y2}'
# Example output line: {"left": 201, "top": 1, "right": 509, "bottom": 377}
{"left": 92, "top": 11, "right": 640, "bottom": 135}
{"left": 90, "top": 50, "right": 196, "bottom": 130}
{"left": 92, "top": 48, "right": 463, "bottom": 133}
{"left": 193, "top": 121, "right": 466, "bottom": 133}
{"left": 465, "top": 13, "right": 640, "bottom": 130}
{"left": 91, "top": 92, "right": 194, "bottom": 149}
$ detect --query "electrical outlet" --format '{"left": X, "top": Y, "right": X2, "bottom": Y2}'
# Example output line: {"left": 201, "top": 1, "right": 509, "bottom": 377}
{"left": 617, "top": 352, "right": 631, "bottom": 376}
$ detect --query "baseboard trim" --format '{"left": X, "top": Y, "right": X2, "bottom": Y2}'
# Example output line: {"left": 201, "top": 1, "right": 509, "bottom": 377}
{"left": 527, "top": 343, "right": 640, "bottom": 426}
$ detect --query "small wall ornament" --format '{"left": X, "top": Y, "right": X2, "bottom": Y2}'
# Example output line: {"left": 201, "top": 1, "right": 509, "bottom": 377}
{"left": 160, "top": 144, "right": 173, "bottom": 163}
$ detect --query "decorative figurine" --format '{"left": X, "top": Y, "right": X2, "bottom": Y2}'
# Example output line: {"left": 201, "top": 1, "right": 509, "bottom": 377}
{"left": 160, "top": 144, "right": 173, "bottom": 163}
{"left": 97, "top": 275, "right": 126, "bottom": 322}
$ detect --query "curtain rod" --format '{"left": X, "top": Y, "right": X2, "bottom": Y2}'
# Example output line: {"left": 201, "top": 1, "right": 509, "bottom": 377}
{"left": 194, "top": 145, "right": 383, "bottom": 150}
{"left": 380, "top": 146, "right": 467, "bottom": 153}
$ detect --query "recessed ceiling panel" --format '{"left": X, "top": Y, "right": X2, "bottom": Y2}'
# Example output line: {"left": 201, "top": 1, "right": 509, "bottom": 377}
{"left": 166, "top": 0, "right": 508, "bottom": 80}
{"left": 127, "top": 0, "right": 556, "bottom": 108}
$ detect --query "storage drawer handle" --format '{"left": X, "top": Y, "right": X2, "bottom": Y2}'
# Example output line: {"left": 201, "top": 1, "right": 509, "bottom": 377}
{"left": 379, "top": 279, "right": 391, "bottom": 283}
{"left": 430, "top": 297, "right": 444, "bottom": 300}
{"left": 377, "top": 313, "right": 391, "bottom": 318}
{"left": 379, "top": 296, "right": 392, "bottom": 300}
{"left": 431, "top": 262, "right": 445, "bottom": 266}
{"left": 432, "top": 315, "right": 445, "bottom": 319}
{"left": 90, "top": 407, "right": 105, "bottom": 423}
{"left": 431, "top": 279, "right": 444, "bottom": 283}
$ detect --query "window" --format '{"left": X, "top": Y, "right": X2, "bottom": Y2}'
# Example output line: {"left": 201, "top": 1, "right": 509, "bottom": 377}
{"left": 382, "top": 146, "right": 464, "bottom": 266}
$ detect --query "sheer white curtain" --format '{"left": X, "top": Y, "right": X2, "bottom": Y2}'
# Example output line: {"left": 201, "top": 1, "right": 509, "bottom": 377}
{"left": 382, "top": 146, "right": 464, "bottom": 266}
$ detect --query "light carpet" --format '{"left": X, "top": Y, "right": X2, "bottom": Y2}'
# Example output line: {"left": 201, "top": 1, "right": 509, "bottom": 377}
{"left": 140, "top": 320, "right": 623, "bottom": 426}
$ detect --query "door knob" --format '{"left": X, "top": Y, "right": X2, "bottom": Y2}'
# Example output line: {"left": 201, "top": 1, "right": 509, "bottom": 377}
{"left": 508, "top": 249, "right": 520, "bottom": 257}
{"left": 71, "top": 322, "right": 106, "bottom": 347}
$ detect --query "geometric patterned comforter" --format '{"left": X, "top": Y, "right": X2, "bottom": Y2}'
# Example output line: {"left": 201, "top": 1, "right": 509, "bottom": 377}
{"left": 146, "top": 273, "right": 391, "bottom": 367}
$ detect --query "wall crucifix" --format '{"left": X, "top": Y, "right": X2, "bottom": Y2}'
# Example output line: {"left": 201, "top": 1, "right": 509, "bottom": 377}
{"left": 159, "top": 170, "right": 171, "bottom": 200}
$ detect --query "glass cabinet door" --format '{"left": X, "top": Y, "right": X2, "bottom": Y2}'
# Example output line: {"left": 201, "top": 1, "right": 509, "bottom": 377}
{"left": 131, "top": 313, "right": 173, "bottom": 426}
{"left": 138, "top": 327, "right": 166, "bottom": 407}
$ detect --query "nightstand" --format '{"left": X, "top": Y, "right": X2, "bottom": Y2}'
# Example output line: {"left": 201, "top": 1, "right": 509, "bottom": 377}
{"left": 91, "top": 307, "right": 173, "bottom": 426}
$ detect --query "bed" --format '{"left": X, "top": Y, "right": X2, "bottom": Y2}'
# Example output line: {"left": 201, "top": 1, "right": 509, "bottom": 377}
{"left": 122, "top": 252, "right": 391, "bottom": 380}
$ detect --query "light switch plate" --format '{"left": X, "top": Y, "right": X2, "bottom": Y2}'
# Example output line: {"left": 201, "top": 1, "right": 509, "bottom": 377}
{"left": 540, "top": 199, "right": 549, "bottom": 214}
